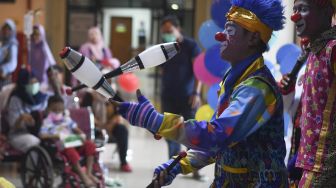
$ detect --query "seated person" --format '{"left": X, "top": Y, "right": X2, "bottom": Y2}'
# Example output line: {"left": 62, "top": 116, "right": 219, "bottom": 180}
{"left": 7, "top": 69, "right": 48, "bottom": 152}
{"left": 41, "top": 64, "right": 78, "bottom": 109}
{"left": 80, "top": 91, "right": 132, "bottom": 172}
{"left": 39, "top": 95, "right": 98, "bottom": 187}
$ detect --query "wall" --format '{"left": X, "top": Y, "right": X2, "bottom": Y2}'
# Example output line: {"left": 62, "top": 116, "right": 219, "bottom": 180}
{"left": 0, "top": 0, "right": 46, "bottom": 31}
{"left": 103, "top": 8, "right": 151, "bottom": 48}
{"left": 45, "top": 0, "right": 66, "bottom": 63}
{"left": 194, "top": 0, "right": 212, "bottom": 41}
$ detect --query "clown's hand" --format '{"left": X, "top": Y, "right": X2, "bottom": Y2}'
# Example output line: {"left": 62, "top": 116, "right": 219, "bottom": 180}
{"left": 109, "top": 89, "right": 163, "bottom": 133}
{"left": 152, "top": 159, "right": 181, "bottom": 187}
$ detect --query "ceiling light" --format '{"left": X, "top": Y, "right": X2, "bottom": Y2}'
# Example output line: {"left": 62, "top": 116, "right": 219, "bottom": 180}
{"left": 171, "top": 3, "right": 179, "bottom": 10}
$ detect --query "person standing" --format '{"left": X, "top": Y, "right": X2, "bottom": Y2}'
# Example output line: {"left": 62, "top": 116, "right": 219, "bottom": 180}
{"left": 280, "top": 0, "right": 336, "bottom": 186}
{"left": 0, "top": 19, "right": 18, "bottom": 90}
{"left": 80, "top": 27, "right": 120, "bottom": 70}
{"left": 159, "top": 15, "right": 202, "bottom": 160}
{"left": 29, "top": 24, "right": 56, "bottom": 84}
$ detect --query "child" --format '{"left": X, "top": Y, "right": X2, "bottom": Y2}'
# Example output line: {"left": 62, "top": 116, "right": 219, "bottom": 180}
{"left": 39, "top": 95, "right": 98, "bottom": 187}
{"left": 280, "top": 0, "right": 336, "bottom": 187}
{"left": 111, "top": 0, "right": 288, "bottom": 186}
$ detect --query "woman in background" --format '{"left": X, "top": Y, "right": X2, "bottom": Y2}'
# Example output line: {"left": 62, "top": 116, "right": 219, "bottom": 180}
{"left": 29, "top": 24, "right": 56, "bottom": 84}
{"left": 6, "top": 69, "right": 48, "bottom": 152}
{"left": 0, "top": 19, "right": 18, "bottom": 90}
{"left": 80, "top": 27, "right": 120, "bottom": 70}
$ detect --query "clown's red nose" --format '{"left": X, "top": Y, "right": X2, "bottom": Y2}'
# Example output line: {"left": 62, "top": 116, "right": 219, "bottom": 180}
{"left": 291, "top": 13, "right": 302, "bottom": 22}
{"left": 215, "top": 32, "right": 227, "bottom": 42}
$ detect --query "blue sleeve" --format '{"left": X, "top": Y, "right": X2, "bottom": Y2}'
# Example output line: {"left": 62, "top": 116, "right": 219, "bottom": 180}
{"left": 158, "top": 79, "right": 277, "bottom": 153}
{"left": 179, "top": 149, "right": 216, "bottom": 174}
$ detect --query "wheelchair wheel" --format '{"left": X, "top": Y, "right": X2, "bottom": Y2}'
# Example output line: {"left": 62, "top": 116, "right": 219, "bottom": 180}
{"left": 21, "top": 145, "right": 54, "bottom": 188}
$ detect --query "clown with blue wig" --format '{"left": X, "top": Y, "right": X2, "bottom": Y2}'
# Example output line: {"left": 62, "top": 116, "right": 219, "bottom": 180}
{"left": 111, "top": 0, "right": 289, "bottom": 187}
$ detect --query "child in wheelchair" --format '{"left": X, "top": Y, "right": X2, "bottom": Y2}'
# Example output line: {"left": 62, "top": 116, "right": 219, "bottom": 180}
{"left": 39, "top": 95, "right": 99, "bottom": 188}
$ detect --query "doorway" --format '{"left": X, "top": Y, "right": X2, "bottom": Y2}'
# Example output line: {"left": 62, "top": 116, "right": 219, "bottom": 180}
{"left": 110, "top": 17, "right": 132, "bottom": 64}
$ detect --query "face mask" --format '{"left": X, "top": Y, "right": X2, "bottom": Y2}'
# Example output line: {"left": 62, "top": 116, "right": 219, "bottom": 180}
{"left": 49, "top": 112, "right": 63, "bottom": 122}
{"left": 162, "top": 33, "right": 176, "bottom": 42}
{"left": 25, "top": 82, "right": 40, "bottom": 96}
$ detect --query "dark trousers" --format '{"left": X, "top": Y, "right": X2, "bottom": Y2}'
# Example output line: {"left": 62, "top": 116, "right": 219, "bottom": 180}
{"left": 161, "top": 97, "right": 195, "bottom": 158}
{"left": 111, "top": 124, "right": 129, "bottom": 165}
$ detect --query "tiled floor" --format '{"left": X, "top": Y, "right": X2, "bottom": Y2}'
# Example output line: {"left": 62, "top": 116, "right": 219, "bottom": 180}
{"left": 0, "top": 126, "right": 214, "bottom": 188}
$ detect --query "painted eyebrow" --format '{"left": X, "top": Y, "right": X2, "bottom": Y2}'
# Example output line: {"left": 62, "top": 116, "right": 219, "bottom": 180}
{"left": 293, "top": 3, "right": 310, "bottom": 9}
{"left": 225, "top": 22, "right": 236, "bottom": 28}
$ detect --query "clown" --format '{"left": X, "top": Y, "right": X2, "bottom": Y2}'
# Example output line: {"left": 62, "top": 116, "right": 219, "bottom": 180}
{"left": 111, "top": 0, "right": 288, "bottom": 187}
{"left": 280, "top": 0, "right": 336, "bottom": 187}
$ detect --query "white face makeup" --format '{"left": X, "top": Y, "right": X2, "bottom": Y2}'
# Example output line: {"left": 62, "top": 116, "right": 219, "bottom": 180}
{"left": 293, "top": 1, "right": 310, "bottom": 35}
{"left": 220, "top": 22, "right": 237, "bottom": 52}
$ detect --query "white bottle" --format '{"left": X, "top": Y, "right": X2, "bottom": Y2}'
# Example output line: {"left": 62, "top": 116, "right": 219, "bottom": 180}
{"left": 60, "top": 47, "right": 116, "bottom": 99}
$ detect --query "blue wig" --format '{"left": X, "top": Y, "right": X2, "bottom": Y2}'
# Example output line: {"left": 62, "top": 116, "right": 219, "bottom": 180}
{"left": 231, "top": 0, "right": 285, "bottom": 31}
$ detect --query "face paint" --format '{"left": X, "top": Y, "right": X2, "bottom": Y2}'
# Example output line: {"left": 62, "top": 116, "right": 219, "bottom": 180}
{"left": 219, "top": 24, "right": 236, "bottom": 52}
{"left": 293, "top": 0, "right": 320, "bottom": 37}
{"left": 292, "top": 2, "right": 309, "bottom": 35}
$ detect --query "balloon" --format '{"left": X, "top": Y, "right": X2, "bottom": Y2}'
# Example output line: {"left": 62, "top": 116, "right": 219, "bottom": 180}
{"left": 210, "top": 0, "right": 231, "bottom": 28}
{"left": 207, "top": 83, "right": 220, "bottom": 109}
{"left": 204, "top": 44, "right": 231, "bottom": 78}
{"left": 193, "top": 52, "right": 222, "bottom": 86}
{"left": 198, "top": 20, "right": 223, "bottom": 49}
{"left": 117, "top": 73, "right": 139, "bottom": 93}
{"left": 279, "top": 49, "right": 301, "bottom": 74}
{"left": 195, "top": 104, "right": 215, "bottom": 121}
{"left": 276, "top": 44, "right": 301, "bottom": 65}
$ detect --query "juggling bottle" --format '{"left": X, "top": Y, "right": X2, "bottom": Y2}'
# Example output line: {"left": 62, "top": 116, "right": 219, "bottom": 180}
{"left": 60, "top": 47, "right": 117, "bottom": 99}
{"left": 105, "top": 42, "right": 180, "bottom": 78}
{"left": 70, "top": 42, "right": 180, "bottom": 92}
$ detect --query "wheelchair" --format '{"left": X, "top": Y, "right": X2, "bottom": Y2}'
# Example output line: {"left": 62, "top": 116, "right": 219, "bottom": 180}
{"left": 1, "top": 107, "right": 108, "bottom": 188}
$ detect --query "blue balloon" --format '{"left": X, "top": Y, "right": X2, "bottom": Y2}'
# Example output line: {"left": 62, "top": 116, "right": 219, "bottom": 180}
{"left": 205, "top": 44, "right": 231, "bottom": 78}
{"left": 276, "top": 44, "right": 301, "bottom": 64}
{"left": 198, "top": 20, "right": 223, "bottom": 49}
{"left": 211, "top": 0, "right": 231, "bottom": 28}
{"left": 207, "top": 83, "right": 221, "bottom": 109}
{"left": 279, "top": 49, "right": 301, "bottom": 74}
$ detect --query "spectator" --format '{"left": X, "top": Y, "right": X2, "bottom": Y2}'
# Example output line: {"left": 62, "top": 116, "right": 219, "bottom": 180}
{"left": 29, "top": 24, "right": 56, "bottom": 84}
{"left": 0, "top": 19, "right": 18, "bottom": 90}
{"left": 80, "top": 27, "right": 120, "bottom": 70}
{"left": 159, "top": 15, "right": 202, "bottom": 179}
{"left": 39, "top": 95, "right": 98, "bottom": 187}
{"left": 6, "top": 69, "right": 48, "bottom": 152}
{"left": 80, "top": 91, "right": 132, "bottom": 172}
{"left": 41, "top": 64, "right": 79, "bottom": 109}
